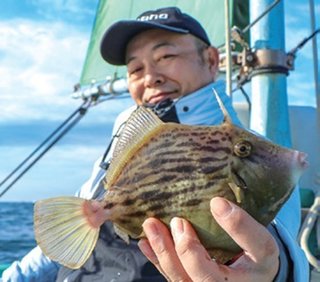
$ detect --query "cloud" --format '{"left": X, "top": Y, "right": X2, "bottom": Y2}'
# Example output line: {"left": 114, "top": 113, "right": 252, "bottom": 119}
{"left": 1, "top": 0, "right": 317, "bottom": 124}
{"left": 288, "top": 74, "right": 317, "bottom": 106}
{"left": 29, "top": 0, "right": 98, "bottom": 23}
{"left": 0, "top": 12, "right": 134, "bottom": 125}
{"left": 0, "top": 18, "right": 93, "bottom": 122}
{"left": 0, "top": 144, "right": 107, "bottom": 201}
{"left": 285, "top": 2, "right": 319, "bottom": 55}
{"left": 283, "top": 0, "right": 319, "bottom": 107}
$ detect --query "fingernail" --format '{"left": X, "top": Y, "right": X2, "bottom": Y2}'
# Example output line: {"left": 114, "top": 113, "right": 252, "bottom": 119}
{"left": 137, "top": 239, "right": 159, "bottom": 264}
{"left": 170, "top": 217, "right": 184, "bottom": 243}
{"left": 211, "top": 197, "right": 233, "bottom": 217}
{"left": 142, "top": 220, "right": 159, "bottom": 239}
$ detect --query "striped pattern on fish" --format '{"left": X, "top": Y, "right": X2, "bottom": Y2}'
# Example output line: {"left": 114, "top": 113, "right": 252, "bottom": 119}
{"left": 34, "top": 93, "right": 308, "bottom": 269}
{"left": 104, "top": 125, "right": 234, "bottom": 229}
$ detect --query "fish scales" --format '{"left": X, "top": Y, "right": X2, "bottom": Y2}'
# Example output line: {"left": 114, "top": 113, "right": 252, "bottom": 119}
{"left": 102, "top": 124, "right": 238, "bottom": 257}
{"left": 34, "top": 99, "right": 308, "bottom": 269}
{"left": 111, "top": 127, "right": 231, "bottom": 203}
{"left": 118, "top": 126, "right": 230, "bottom": 179}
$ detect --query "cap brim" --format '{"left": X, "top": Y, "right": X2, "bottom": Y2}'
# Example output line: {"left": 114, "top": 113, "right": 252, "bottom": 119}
{"left": 100, "top": 20, "right": 188, "bottom": 65}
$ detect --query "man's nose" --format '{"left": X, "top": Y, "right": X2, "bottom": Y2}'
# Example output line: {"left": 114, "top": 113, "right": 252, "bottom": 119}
{"left": 144, "top": 65, "right": 165, "bottom": 87}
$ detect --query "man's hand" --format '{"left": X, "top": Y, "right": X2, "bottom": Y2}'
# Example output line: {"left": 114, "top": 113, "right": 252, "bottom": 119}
{"left": 138, "top": 197, "right": 279, "bottom": 282}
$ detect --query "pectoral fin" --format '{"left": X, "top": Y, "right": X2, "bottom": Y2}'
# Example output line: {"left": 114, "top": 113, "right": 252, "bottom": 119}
{"left": 34, "top": 196, "right": 100, "bottom": 269}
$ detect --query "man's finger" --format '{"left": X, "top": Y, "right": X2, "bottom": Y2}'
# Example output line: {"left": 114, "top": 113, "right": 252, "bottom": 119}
{"left": 170, "top": 217, "right": 228, "bottom": 282}
{"left": 138, "top": 238, "right": 170, "bottom": 280}
{"left": 210, "top": 197, "right": 279, "bottom": 267}
{"left": 140, "top": 218, "right": 190, "bottom": 281}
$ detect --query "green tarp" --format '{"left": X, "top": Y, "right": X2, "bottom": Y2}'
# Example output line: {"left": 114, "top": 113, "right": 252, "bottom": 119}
{"left": 80, "top": 0, "right": 249, "bottom": 86}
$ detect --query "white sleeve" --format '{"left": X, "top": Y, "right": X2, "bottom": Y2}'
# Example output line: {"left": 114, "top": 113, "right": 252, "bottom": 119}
{"left": 2, "top": 246, "right": 59, "bottom": 282}
{"left": 75, "top": 106, "right": 136, "bottom": 200}
{"left": 273, "top": 185, "right": 310, "bottom": 281}
{"left": 75, "top": 156, "right": 106, "bottom": 199}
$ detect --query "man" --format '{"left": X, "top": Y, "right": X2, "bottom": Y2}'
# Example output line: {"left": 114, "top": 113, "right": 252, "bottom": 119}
{"left": 3, "top": 7, "right": 309, "bottom": 282}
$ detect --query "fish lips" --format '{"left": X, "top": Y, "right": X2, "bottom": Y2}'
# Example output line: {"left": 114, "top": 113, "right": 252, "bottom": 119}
{"left": 297, "top": 151, "right": 309, "bottom": 170}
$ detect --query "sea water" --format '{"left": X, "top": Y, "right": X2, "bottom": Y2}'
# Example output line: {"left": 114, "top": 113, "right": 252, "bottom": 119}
{"left": 0, "top": 202, "right": 36, "bottom": 264}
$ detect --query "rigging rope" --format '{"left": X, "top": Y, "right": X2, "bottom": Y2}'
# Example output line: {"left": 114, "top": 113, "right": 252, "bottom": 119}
{"left": 297, "top": 0, "right": 320, "bottom": 272}
{"left": 224, "top": 0, "right": 232, "bottom": 97}
{"left": 299, "top": 192, "right": 320, "bottom": 271}
{"left": 0, "top": 99, "right": 92, "bottom": 198}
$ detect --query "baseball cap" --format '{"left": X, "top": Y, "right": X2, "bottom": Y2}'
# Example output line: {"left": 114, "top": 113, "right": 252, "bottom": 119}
{"left": 100, "top": 7, "right": 211, "bottom": 65}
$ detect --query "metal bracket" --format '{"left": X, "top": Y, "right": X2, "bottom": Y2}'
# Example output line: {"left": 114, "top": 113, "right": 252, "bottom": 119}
{"left": 239, "top": 48, "right": 293, "bottom": 81}
{"left": 219, "top": 48, "right": 295, "bottom": 86}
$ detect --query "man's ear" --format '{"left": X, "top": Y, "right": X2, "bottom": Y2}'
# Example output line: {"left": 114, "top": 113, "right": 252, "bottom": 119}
{"left": 206, "top": 46, "right": 219, "bottom": 79}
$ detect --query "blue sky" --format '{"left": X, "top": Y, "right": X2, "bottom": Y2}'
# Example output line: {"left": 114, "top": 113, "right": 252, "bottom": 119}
{"left": 0, "top": 0, "right": 319, "bottom": 202}
{"left": 0, "top": 0, "right": 134, "bottom": 202}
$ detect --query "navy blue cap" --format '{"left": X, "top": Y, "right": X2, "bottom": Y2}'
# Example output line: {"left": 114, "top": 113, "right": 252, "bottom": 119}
{"left": 100, "top": 7, "right": 211, "bottom": 65}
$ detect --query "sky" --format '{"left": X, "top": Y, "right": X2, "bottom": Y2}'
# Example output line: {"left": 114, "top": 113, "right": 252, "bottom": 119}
{"left": 0, "top": 0, "right": 319, "bottom": 202}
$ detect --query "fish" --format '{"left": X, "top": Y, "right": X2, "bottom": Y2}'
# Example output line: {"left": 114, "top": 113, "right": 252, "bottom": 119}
{"left": 34, "top": 93, "right": 308, "bottom": 270}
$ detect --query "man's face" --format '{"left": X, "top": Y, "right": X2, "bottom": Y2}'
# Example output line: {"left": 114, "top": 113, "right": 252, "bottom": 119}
{"left": 125, "top": 29, "right": 219, "bottom": 105}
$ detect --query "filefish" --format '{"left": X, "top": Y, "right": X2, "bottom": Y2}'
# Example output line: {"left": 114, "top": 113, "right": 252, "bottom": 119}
{"left": 34, "top": 94, "right": 308, "bottom": 269}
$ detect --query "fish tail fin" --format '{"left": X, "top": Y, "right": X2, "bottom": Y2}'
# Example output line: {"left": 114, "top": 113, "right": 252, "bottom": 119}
{"left": 34, "top": 196, "right": 101, "bottom": 269}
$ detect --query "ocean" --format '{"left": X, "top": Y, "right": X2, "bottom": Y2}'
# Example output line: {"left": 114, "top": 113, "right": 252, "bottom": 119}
{"left": 0, "top": 202, "right": 36, "bottom": 264}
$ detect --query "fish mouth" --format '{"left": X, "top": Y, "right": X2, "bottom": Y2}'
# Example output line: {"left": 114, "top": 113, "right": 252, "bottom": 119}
{"left": 232, "top": 169, "right": 247, "bottom": 190}
{"left": 297, "top": 152, "right": 309, "bottom": 170}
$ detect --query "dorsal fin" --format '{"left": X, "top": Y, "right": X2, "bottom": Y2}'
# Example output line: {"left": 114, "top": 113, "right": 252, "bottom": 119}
{"left": 212, "top": 89, "right": 232, "bottom": 124}
{"left": 105, "top": 106, "right": 164, "bottom": 188}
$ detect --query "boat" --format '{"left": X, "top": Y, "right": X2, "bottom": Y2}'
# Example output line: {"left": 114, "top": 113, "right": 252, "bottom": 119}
{"left": 0, "top": 0, "right": 319, "bottom": 280}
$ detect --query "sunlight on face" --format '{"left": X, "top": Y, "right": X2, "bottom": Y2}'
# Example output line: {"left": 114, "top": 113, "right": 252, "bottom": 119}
{"left": 125, "top": 29, "right": 218, "bottom": 105}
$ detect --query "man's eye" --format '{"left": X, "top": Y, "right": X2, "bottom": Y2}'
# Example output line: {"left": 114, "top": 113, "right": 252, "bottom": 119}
{"left": 129, "top": 67, "right": 142, "bottom": 75}
{"left": 159, "top": 54, "right": 176, "bottom": 61}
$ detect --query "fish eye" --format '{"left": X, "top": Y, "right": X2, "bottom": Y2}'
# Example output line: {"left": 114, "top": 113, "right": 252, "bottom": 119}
{"left": 234, "top": 141, "right": 252, "bottom": 157}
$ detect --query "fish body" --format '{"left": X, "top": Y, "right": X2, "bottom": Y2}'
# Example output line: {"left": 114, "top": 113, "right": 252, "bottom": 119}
{"left": 34, "top": 95, "right": 308, "bottom": 269}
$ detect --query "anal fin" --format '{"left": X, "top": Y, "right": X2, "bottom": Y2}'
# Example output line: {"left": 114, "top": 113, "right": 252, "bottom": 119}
{"left": 114, "top": 224, "right": 130, "bottom": 244}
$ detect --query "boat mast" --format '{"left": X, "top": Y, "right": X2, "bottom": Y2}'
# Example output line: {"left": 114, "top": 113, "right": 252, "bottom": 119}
{"left": 224, "top": 0, "right": 232, "bottom": 97}
{"left": 308, "top": 0, "right": 320, "bottom": 119}
{"left": 249, "top": 0, "right": 291, "bottom": 147}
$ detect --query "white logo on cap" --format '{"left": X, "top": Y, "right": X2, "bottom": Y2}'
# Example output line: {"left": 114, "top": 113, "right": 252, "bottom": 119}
{"left": 138, "top": 13, "right": 169, "bottom": 21}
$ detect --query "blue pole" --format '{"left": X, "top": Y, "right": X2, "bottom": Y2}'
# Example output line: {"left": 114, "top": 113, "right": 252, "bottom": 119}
{"left": 249, "top": 0, "right": 291, "bottom": 147}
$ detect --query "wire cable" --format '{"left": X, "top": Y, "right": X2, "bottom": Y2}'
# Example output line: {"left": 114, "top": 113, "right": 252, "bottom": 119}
{"left": 0, "top": 99, "right": 92, "bottom": 198}
{"left": 299, "top": 193, "right": 320, "bottom": 271}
